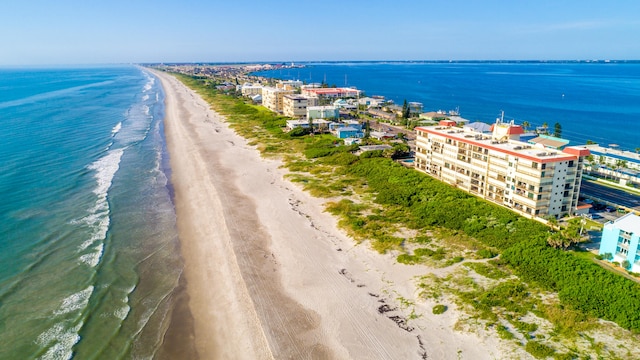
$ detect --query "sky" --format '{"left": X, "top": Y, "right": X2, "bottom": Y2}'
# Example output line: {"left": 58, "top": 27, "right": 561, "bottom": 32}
{"left": 1, "top": 0, "right": 639, "bottom": 65}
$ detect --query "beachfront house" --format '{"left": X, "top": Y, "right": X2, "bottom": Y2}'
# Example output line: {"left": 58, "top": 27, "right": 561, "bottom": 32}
{"left": 358, "top": 97, "right": 385, "bottom": 108}
{"left": 408, "top": 102, "right": 423, "bottom": 116}
{"left": 599, "top": 213, "right": 640, "bottom": 272}
{"left": 286, "top": 119, "right": 332, "bottom": 132}
{"left": 336, "top": 126, "right": 363, "bottom": 139}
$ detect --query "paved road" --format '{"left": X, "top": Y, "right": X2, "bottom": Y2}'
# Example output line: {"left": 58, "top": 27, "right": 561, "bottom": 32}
{"left": 580, "top": 180, "right": 640, "bottom": 212}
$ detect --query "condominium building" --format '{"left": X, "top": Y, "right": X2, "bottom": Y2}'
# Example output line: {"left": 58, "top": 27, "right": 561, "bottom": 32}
{"left": 261, "top": 87, "right": 294, "bottom": 113}
{"left": 301, "top": 87, "right": 361, "bottom": 99}
{"left": 583, "top": 144, "right": 640, "bottom": 185}
{"left": 414, "top": 119, "right": 590, "bottom": 218}
{"left": 283, "top": 94, "right": 310, "bottom": 118}
{"left": 599, "top": 213, "right": 640, "bottom": 272}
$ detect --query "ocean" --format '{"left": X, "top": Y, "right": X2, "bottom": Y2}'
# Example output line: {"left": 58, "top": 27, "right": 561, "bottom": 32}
{"left": 254, "top": 61, "right": 640, "bottom": 151}
{"left": 0, "top": 66, "right": 187, "bottom": 359}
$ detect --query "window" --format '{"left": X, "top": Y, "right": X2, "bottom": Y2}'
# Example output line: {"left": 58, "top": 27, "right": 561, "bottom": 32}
{"left": 532, "top": 162, "right": 538, "bottom": 169}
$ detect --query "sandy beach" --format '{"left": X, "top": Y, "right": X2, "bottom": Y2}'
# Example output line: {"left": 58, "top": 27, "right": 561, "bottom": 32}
{"left": 152, "top": 69, "right": 519, "bottom": 359}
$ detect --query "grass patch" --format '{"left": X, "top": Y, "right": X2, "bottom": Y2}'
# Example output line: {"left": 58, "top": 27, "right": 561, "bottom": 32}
{"left": 432, "top": 304, "right": 447, "bottom": 315}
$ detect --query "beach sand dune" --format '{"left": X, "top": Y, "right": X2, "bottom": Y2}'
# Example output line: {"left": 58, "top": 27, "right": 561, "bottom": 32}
{"left": 153, "top": 70, "right": 515, "bottom": 359}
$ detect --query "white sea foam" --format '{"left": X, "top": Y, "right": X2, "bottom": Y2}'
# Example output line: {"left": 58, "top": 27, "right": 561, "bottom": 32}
{"left": 143, "top": 104, "right": 150, "bottom": 116}
{"left": 142, "top": 94, "right": 149, "bottom": 101}
{"left": 54, "top": 286, "right": 94, "bottom": 316}
{"left": 79, "top": 243, "right": 103, "bottom": 267}
{"left": 142, "top": 76, "right": 154, "bottom": 92}
{"left": 88, "top": 148, "right": 124, "bottom": 197}
{"left": 36, "top": 321, "right": 82, "bottom": 360}
{"left": 114, "top": 305, "right": 131, "bottom": 321}
{"left": 76, "top": 148, "right": 123, "bottom": 263}
{"left": 111, "top": 122, "right": 122, "bottom": 136}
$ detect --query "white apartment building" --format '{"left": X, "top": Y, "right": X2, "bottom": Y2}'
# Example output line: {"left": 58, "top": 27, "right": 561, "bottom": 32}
{"left": 414, "top": 119, "right": 591, "bottom": 218}
{"left": 261, "top": 87, "right": 294, "bottom": 113}
{"left": 241, "top": 84, "right": 263, "bottom": 97}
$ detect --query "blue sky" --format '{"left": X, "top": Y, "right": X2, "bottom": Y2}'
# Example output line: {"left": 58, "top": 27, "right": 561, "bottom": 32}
{"left": 1, "top": 0, "right": 639, "bottom": 65}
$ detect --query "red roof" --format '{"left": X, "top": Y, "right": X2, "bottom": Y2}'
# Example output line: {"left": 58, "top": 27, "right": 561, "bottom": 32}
{"left": 489, "top": 124, "right": 524, "bottom": 135}
{"left": 439, "top": 120, "right": 457, "bottom": 126}
{"left": 563, "top": 147, "right": 591, "bottom": 157}
{"left": 507, "top": 125, "right": 524, "bottom": 135}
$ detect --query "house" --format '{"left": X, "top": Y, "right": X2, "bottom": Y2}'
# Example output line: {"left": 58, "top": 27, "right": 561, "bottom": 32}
{"left": 599, "top": 213, "right": 640, "bottom": 272}
{"left": 367, "top": 108, "right": 396, "bottom": 122}
{"left": 336, "top": 126, "right": 363, "bottom": 139}
{"left": 358, "top": 97, "right": 385, "bottom": 108}
{"left": 414, "top": 118, "right": 590, "bottom": 218}
{"left": 357, "top": 144, "right": 393, "bottom": 155}
{"left": 286, "top": 119, "right": 332, "bottom": 131}
{"left": 333, "top": 99, "right": 357, "bottom": 110}
{"left": 329, "top": 120, "right": 362, "bottom": 131}
{"left": 343, "top": 138, "right": 362, "bottom": 146}
{"left": 370, "top": 131, "right": 395, "bottom": 140}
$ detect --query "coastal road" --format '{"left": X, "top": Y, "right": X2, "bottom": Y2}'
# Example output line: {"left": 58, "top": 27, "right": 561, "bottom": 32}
{"left": 580, "top": 180, "right": 640, "bottom": 212}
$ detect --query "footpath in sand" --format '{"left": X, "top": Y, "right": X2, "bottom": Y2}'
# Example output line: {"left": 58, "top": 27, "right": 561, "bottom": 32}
{"left": 153, "top": 69, "right": 515, "bottom": 359}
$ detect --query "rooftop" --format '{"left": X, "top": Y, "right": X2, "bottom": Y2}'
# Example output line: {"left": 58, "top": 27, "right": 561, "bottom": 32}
{"left": 606, "top": 213, "right": 640, "bottom": 234}
{"left": 416, "top": 125, "right": 588, "bottom": 163}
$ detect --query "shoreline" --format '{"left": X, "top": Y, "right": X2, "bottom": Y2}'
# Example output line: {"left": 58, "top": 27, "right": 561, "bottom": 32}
{"left": 151, "top": 69, "right": 511, "bottom": 359}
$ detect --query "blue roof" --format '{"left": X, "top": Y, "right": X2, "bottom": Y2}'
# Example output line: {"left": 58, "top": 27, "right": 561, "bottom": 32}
{"left": 337, "top": 126, "right": 359, "bottom": 132}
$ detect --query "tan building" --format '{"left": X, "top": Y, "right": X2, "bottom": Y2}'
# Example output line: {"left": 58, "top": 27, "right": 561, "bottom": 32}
{"left": 414, "top": 119, "right": 590, "bottom": 218}
{"left": 283, "top": 94, "right": 310, "bottom": 118}
{"left": 262, "top": 87, "right": 294, "bottom": 113}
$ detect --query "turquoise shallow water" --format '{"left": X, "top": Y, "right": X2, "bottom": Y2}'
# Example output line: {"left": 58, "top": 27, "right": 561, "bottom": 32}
{"left": 0, "top": 66, "right": 184, "bottom": 359}
{"left": 255, "top": 61, "right": 640, "bottom": 151}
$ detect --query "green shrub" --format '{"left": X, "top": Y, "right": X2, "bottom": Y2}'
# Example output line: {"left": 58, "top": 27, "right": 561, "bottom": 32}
{"left": 360, "top": 150, "right": 383, "bottom": 158}
{"left": 288, "top": 127, "right": 310, "bottom": 137}
{"left": 477, "top": 248, "right": 497, "bottom": 259}
{"left": 432, "top": 304, "right": 447, "bottom": 314}
{"left": 397, "top": 254, "right": 420, "bottom": 264}
{"left": 496, "top": 325, "right": 514, "bottom": 340}
{"left": 525, "top": 341, "right": 555, "bottom": 359}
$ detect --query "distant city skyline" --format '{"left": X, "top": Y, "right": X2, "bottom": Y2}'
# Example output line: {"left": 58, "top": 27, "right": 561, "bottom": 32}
{"left": 1, "top": 0, "right": 639, "bottom": 66}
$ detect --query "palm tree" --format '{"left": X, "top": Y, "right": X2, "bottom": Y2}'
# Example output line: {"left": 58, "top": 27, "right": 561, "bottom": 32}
{"left": 541, "top": 122, "right": 549, "bottom": 135}
{"left": 522, "top": 121, "right": 530, "bottom": 132}
{"left": 614, "top": 159, "right": 628, "bottom": 182}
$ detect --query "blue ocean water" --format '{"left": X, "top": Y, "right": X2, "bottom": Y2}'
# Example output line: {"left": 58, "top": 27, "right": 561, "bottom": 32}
{"left": 255, "top": 62, "right": 640, "bottom": 151}
{"left": 0, "top": 66, "right": 185, "bottom": 359}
